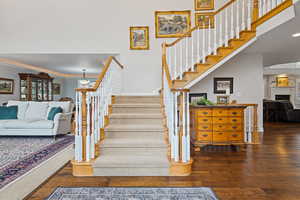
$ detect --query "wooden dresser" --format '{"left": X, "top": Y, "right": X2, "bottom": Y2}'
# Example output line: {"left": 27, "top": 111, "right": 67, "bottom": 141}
{"left": 190, "top": 105, "right": 247, "bottom": 151}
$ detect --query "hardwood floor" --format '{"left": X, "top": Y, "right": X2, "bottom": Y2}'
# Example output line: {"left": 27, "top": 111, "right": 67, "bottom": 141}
{"left": 26, "top": 123, "right": 300, "bottom": 200}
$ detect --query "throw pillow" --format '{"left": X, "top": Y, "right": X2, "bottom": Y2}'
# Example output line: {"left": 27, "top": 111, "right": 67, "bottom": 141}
{"left": 0, "top": 106, "right": 18, "bottom": 120}
{"left": 47, "top": 107, "right": 63, "bottom": 121}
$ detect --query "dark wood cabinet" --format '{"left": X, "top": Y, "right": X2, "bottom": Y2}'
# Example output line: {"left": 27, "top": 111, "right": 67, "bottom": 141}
{"left": 19, "top": 73, "right": 54, "bottom": 101}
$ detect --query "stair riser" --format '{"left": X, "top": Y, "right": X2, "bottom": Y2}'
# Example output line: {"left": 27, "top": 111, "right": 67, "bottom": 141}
{"left": 217, "top": 49, "right": 233, "bottom": 57}
{"left": 112, "top": 107, "right": 161, "bottom": 114}
{"left": 240, "top": 32, "right": 256, "bottom": 40}
{"left": 105, "top": 132, "right": 164, "bottom": 138}
{"left": 115, "top": 96, "right": 160, "bottom": 104}
{"left": 206, "top": 56, "right": 221, "bottom": 63}
{"left": 109, "top": 118, "right": 163, "bottom": 125}
{"left": 93, "top": 168, "right": 169, "bottom": 176}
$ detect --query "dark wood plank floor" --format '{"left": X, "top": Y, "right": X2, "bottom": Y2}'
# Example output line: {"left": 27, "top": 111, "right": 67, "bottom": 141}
{"left": 26, "top": 123, "right": 300, "bottom": 200}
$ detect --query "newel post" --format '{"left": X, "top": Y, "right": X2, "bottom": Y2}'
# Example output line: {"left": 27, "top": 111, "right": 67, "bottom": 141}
{"left": 72, "top": 90, "right": 94, "bottom": 177}
{"left": 170, "top": 90, "right": 193, "bottom": 176}
{"left": 252, "top": 0, "right": 259, "bottom": 23}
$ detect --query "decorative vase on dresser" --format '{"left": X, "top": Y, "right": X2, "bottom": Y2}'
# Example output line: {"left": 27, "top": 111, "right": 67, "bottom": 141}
{"left": 190, "top": 105, "right": 247, "bottom": 151}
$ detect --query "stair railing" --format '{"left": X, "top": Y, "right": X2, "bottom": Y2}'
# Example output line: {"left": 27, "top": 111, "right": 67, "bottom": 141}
{"left": 162, "top": 43, "right": 192, "bottom": 176}
{"left": 72, "top": 56, "right": 124, "bottom": 176}
{"left": 164, "top": 0, "right": 292, "bottom": 82}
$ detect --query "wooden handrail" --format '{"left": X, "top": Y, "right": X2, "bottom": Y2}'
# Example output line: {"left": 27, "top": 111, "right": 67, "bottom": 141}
{"left": 76, "top": 56, "right": 124, "bottom": 92}
{"left": 214, "top": 0, "right": 237, "bottom": 15}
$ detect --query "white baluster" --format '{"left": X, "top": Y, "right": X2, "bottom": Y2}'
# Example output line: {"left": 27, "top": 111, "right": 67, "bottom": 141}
{"left": 191, "top": 32, "right": 194, "bottom": 71}
{"left": 219, "top": 13, "right": 223, "bottom": 47}
{"left": 225, "top": 8, "right": 229, "bottom": 46}
{"left": 214, "top": 14, "right": 217, "bottom": 55}
{"left": 174, "top": 45, "right": 177, "bottom": 79}
{"left": 185, "top": 37, "right": 189, "bottom": 72}
{"left": 242, "top": 0, "right": 246, "bottom": 31}
{"left": 231, "top": 3, "right": 234, "bottom": 39}
{"left": 180, "top": 40, "right": 183, "bottom": 79}
{"left": 186, "top": 92, "right": 191, "bottom": 162}
{"left": 197, "top": 28, "right": 201, "bottom": 63}
{"left": 202, "top": 24, "right": 206, "bottom": 63}
{"left": 86, "top": 93, "right": 91, "bottom": 161}
{"left": 247, "top": 0, "right": 251, "bottom": 30}
{"left": 208, "top": 18, "right": 211, "bottom": 55}
{"left": 236, "top": 0, "right": 240, "bottom": 39}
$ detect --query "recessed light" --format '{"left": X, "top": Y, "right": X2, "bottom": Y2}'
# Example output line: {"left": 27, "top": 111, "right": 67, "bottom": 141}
{"left": 292, "top": 33, "right": 300, "bottom": 37}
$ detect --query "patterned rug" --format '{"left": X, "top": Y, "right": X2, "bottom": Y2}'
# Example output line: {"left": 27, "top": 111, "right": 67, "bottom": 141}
{"left": 0, "top": 135, "right": 74, "bottom": 189}
{"left": 46, "top": 187, "right": 219, "bottom": 200}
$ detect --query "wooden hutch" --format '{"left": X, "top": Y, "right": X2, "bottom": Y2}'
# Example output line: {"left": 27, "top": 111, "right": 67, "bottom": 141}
{"left": 19, "top": 72, "right": 54, "bottom": 101}
{"left": 190, "top": 105, "right": 247, "bottom": 151}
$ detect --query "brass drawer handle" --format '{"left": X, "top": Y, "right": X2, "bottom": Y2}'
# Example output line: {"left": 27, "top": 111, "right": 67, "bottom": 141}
{"left": 203, "top": 119, "right": 208, "bottom": 122}
{"left": 219, "top": 125, "right": 222, "bottom": 128}
{"left": 232, "top": 126, "right": 237, "bottom": 129}
{"left": 203, "top": 134, "right": 208, "bottom": 137}
{"left": 232, "top": 112, "right": 238, "bottom": 115}
{"left": 232, "top": 134, "right": 238, "bottom": 138}
{"left": 203, "top": 126, "right": 208, "bottom": 129}
{"left": 203, "top": 112, "right": 208, "bottom": 115}
{"left": 218, "top": 133, "right": 223, "bottom": 135}
{"left": 232, "top": 119, "right": 237, "bottom": 122}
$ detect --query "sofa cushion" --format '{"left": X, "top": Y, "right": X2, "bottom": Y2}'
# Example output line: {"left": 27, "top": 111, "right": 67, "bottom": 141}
{"left": 0, "top": 106, "right": 18, "bottom": 120}
{"left": 1, "top": 120, "right": 54, "bottom": 129}
{"left": 48, "top": 102, "right": 71, "bottom": 113}
{"left": 24, "top": 102, "right": 49, "bottom": 120}
{"left": 48, "top": 107, "right": 63, "bottom": 120}
{"left": 7, "top": 101, "right": 29, "bottom": 120}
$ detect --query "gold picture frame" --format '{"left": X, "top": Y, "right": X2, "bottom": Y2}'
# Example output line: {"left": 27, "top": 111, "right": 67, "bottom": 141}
{"left": 130, "top": 26, "right": 150, "bottom": 50}
{"left": 155, "top": 10, "right": 191, "bottom": 38}
{"left": 195, "top": 0, "right": 214, "bottom": 11}
{"left": 276, "top": 76, "right": 289, "bottom": 87}
{"left": 195, "top": 12, "right": 215, "bottom": 29}
{"left": 0, "top": 77, "right": 14, "bottom": 94}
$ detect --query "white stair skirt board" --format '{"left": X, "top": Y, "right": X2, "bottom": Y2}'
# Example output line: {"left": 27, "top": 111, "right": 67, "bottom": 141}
{"left": 0, "top": 144, "right": 73, "bottom": 200}
{"left": 184, "top": 37, "right": 257, "bottom": 89}
{"left": 93, "top": 95, "right": 169, "bottom": 176}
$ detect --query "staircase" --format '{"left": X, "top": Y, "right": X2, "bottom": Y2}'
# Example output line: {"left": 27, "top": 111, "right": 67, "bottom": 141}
{"left": 93, "top": 96, "right": 170, "bottom": 176}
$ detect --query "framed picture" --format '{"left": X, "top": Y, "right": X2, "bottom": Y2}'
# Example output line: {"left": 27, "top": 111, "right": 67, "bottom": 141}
{"left": 0, "top": 78, "right": 14, "bottom": 94}
{"left": 53, "top": 83, "right": 61, "bottom": 95}
{"left": 276, "top": 76, "right": 289, "bottom": 87}
{"left": 189, "top": 93, "right": 207, "bottom": 104}
{"left": 130, "top": 26, "right": 150, "bottom": 50}
{"left": 195, "top": 12, "right": 215, "bottom": 29}
{"left": 214, "top": 77, "right": 233, "bottom": 94}
{"left": 155, "top": 10, "right": 191, "bottom": 38}
{"left": 217, "top": 95, "right": 230, "bottom": 104}
{"left": 195, "top": 0, "right": 214, "bottom": 11}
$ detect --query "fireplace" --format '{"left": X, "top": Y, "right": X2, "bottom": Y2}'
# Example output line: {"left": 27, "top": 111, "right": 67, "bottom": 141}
{"left": 275, "top": 95, "right": 290, "bottom": 101}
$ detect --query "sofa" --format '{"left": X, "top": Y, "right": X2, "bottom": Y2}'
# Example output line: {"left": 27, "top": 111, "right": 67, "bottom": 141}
{"left": 0, "top": 101, "right": 73, "bottom": 137}
{"left": 277, "top": 101, "right": 300, "bottom": 122}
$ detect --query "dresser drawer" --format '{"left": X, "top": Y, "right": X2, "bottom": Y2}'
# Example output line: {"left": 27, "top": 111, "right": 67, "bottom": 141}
{"left": 228, "top": 117, "right": 243, "bottom": 124}
{"left": 196, "top": 109, "right": 212, "bottom": 117}
{"left": 228, "top": 132, "right": 244, "bottom": 142}
{"left": 197, "top": 117, "right": 212, "bottom": 124}
{"left": 213, "top": 109, "right": 228, "bottom": 117}
{"left": 196, "top": 131, "right": 212, "bottom": 142}
{"left": 198, "top": 123, "right": 213, "bottom": 131}
{"left": 213, "top": 132, "right": 228, "bottom": 143}
{"left": 213, "top": 124, "right": 228, "bottom": 131}
{"left": 213, "top": 117, "right": 228, "bottom": 124}
{"left": 228, "top": 124, "right": 243, "bottom": 131}
{"left": 228, "top": 109, "right": 243, "bottom": 117}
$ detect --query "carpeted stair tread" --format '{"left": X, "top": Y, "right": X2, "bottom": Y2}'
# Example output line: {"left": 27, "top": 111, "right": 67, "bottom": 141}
{"left": 112, "top": 104, "right": 161, "bottom": 108}
{"left": 105, "top": 124, "right": 164, "bottom": 132}
{"left": 93, "top": 148, "right": 169, "bottom": 168}
{"left": 109, "top": 113, "right": 162, "bottom": 119}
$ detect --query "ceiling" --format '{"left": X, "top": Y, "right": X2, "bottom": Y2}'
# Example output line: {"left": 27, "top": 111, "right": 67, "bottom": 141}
{"left": 0, "top": 53, "right": 117, "bottom": 75}
{"left": 245, "top": 2, "right": 300, "bottom": 67}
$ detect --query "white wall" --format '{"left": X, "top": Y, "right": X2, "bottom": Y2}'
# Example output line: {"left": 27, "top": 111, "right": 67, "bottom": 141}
{"left": 191, "top": 53, "right": 264, "bottom": 131}
{"left": 0, "top": 0, "right": 227, "bottom": 94}
{"left": 0, "top": 65, "right": 34, "bottom": 105}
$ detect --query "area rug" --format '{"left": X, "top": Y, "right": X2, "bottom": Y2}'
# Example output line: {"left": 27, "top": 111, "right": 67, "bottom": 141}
{"left": 46, "top": 187, "right": 218, "bottom": 200}
{"left": 0, "top": 135, "right": 74, "bottom": 189}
